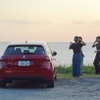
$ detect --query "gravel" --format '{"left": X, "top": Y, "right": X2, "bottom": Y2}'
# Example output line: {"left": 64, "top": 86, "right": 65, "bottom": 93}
{"left": 0, "top": 78, "right": 100, "bottom": 100}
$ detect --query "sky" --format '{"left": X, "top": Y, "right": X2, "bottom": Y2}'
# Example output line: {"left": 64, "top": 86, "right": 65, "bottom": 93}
{"left": 0, "top": 0, "right": 100, "bottom": 42}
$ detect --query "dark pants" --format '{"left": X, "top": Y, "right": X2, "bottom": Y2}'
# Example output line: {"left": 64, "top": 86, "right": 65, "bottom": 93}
{"left": 93, "top": 52, "right": 100, "bottom": 74}
{"left": 72, "top": 53, "right": 81, "bottom": 77}
{"left": 80, "top": 56, "right": 84, "bottom": 76}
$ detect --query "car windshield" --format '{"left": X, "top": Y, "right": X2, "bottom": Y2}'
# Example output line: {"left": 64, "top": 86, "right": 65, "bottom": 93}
{"left": 4, "top": 45, "right": 46, "bottom": 55}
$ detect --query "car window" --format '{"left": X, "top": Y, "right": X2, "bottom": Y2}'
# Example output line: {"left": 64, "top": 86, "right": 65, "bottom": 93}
{"left": 4, "top": 45, "right": 46, "bottom": 55}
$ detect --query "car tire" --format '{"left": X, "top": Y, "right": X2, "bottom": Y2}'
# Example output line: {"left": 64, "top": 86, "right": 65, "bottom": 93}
{"left": 0, "top": 81, "right": 6, "bottom": 87}
{"left": 54, "top": 74, "right": 57, "bottom": 80}
{"left": 54, "top": 68, "right": 57, "bottom": 80}
{"left": 47, "top": 80, "right": 54, "bottom": 88}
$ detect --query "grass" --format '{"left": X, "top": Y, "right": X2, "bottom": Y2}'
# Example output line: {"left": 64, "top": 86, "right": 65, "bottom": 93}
{"left": 57, "top": 74, "right": 72, "bottom": 79}
{"left": 55, "top": 65, "right": 100, "bottom": 79}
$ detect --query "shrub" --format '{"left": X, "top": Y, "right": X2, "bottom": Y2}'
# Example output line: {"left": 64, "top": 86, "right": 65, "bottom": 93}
{"left": 55, "top": 65, "right": 95, "bottom": 74}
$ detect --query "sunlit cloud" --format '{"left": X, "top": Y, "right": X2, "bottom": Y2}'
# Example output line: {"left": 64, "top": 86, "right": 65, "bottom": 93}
{"left": 0, "top": 20, "right": 51, "bottom": 24}
{"left": 93, "top": 20, "right": 100, "bottom": 25}
{"left": 72, "top": 20, "right": 87, "bottom": 25}
{"left": 72, "top": 20, "right": 100, "bottom": 26}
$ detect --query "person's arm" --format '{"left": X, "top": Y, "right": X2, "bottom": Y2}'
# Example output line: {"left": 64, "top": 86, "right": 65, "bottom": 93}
{"left": 81, "top": 41, "right": 86, "bottom": 46}
{"left": 69, "top": 42, "right": 73, "bottom": 50}
{"left": 95, "top": 50, "right": 100, "bottom": 53}
{"left": 92, "top": 41, "right": 97, "bottom": 48}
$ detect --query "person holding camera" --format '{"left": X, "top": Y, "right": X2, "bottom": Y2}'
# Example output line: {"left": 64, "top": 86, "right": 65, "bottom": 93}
{"left": 92, "top": 36, "right": 100, "bottom": 75}
{"left": 69, "top": 36, "right": 86, "bottom": 77}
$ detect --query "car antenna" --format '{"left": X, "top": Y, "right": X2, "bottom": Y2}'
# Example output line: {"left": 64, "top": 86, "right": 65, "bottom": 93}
{"left": 25, "top": 40, "right": 27, "bottom": 43}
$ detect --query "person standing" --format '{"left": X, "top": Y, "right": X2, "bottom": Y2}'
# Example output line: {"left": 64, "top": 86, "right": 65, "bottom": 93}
{"left": 69, "top": 36, "right": 86, "bottom": 77}
{"left": 78, "top": 36, "right": 86, "bottom": 75}
{"left": 92, "top": 36, "right": 100, "bottom": 75}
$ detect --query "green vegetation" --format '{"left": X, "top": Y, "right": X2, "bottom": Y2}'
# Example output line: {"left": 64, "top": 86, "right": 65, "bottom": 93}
{"left": 55, "top": 65, "right": 95, "bottom": 74}
{"left": 55, "top": 65, "right": 100, "bottom": 79}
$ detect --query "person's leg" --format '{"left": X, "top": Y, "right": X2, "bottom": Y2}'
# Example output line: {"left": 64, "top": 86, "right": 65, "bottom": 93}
{"left": 72, "top": 54, "right": 76, "bottom": 76}
{"left": 93, "top": 53, "right": 100, "bottom": 74}
{"left": 75, "top": 54, "right": 81, "bottom": 76}
{"left": 98, "top": 53, "right": 100, "bottom": 73}
{"left": 80, "top": 55, "right": 83, "bottom": 76}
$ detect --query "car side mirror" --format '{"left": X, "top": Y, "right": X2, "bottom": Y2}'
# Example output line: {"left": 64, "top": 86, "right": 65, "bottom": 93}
{"left": 52, "top": 51, "right": 57, "bottom": 56}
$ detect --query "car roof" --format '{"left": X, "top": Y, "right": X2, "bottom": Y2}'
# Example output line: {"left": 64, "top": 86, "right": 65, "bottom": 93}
{"left": 8, "top": 41, "right": 47, "bottom": 46}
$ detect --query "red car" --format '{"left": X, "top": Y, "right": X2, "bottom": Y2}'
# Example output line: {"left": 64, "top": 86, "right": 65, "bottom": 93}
{"left": 0, "top": 42, "right": 57, "bottom": 88}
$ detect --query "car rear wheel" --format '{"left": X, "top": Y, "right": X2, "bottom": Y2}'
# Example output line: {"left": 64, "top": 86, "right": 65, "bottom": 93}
{"left": 47, "top": 80, "right": 54, "bottom": 88}
{"left": 54, "top": 68, "right": 57, "bottom": 80}
{"left": 54, "top": 74, "right": 57, "bottom": 80}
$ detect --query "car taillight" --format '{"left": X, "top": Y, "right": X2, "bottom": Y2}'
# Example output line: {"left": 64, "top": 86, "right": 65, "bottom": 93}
{"left": 0, "top": 58, "right": 6, "bottom": 69}
{"left": 42, "top": 57, "right": 51, "bottom": 69}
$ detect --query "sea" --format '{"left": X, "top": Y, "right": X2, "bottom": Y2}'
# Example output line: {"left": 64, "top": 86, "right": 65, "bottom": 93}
{"left": 0, "top": 42, "right": 96, "bottom": 66}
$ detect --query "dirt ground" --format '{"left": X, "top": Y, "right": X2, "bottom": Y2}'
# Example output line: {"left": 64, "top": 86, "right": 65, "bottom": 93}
{"left": 0, "top": 78, "right": 100, "bottom": 100}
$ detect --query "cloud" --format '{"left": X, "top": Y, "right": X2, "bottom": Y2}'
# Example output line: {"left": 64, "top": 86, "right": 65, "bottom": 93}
{"left": 0, "top": 20, "right": 51, "bottom": 24}
{"left": 72, "top": 20, "right": 87, "bottom": 25}
{"left": 93, "top": 20, "right": 100, "bottom": 25}
{"left": 72, "top": 19, "right": 100, "bottom": 26}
